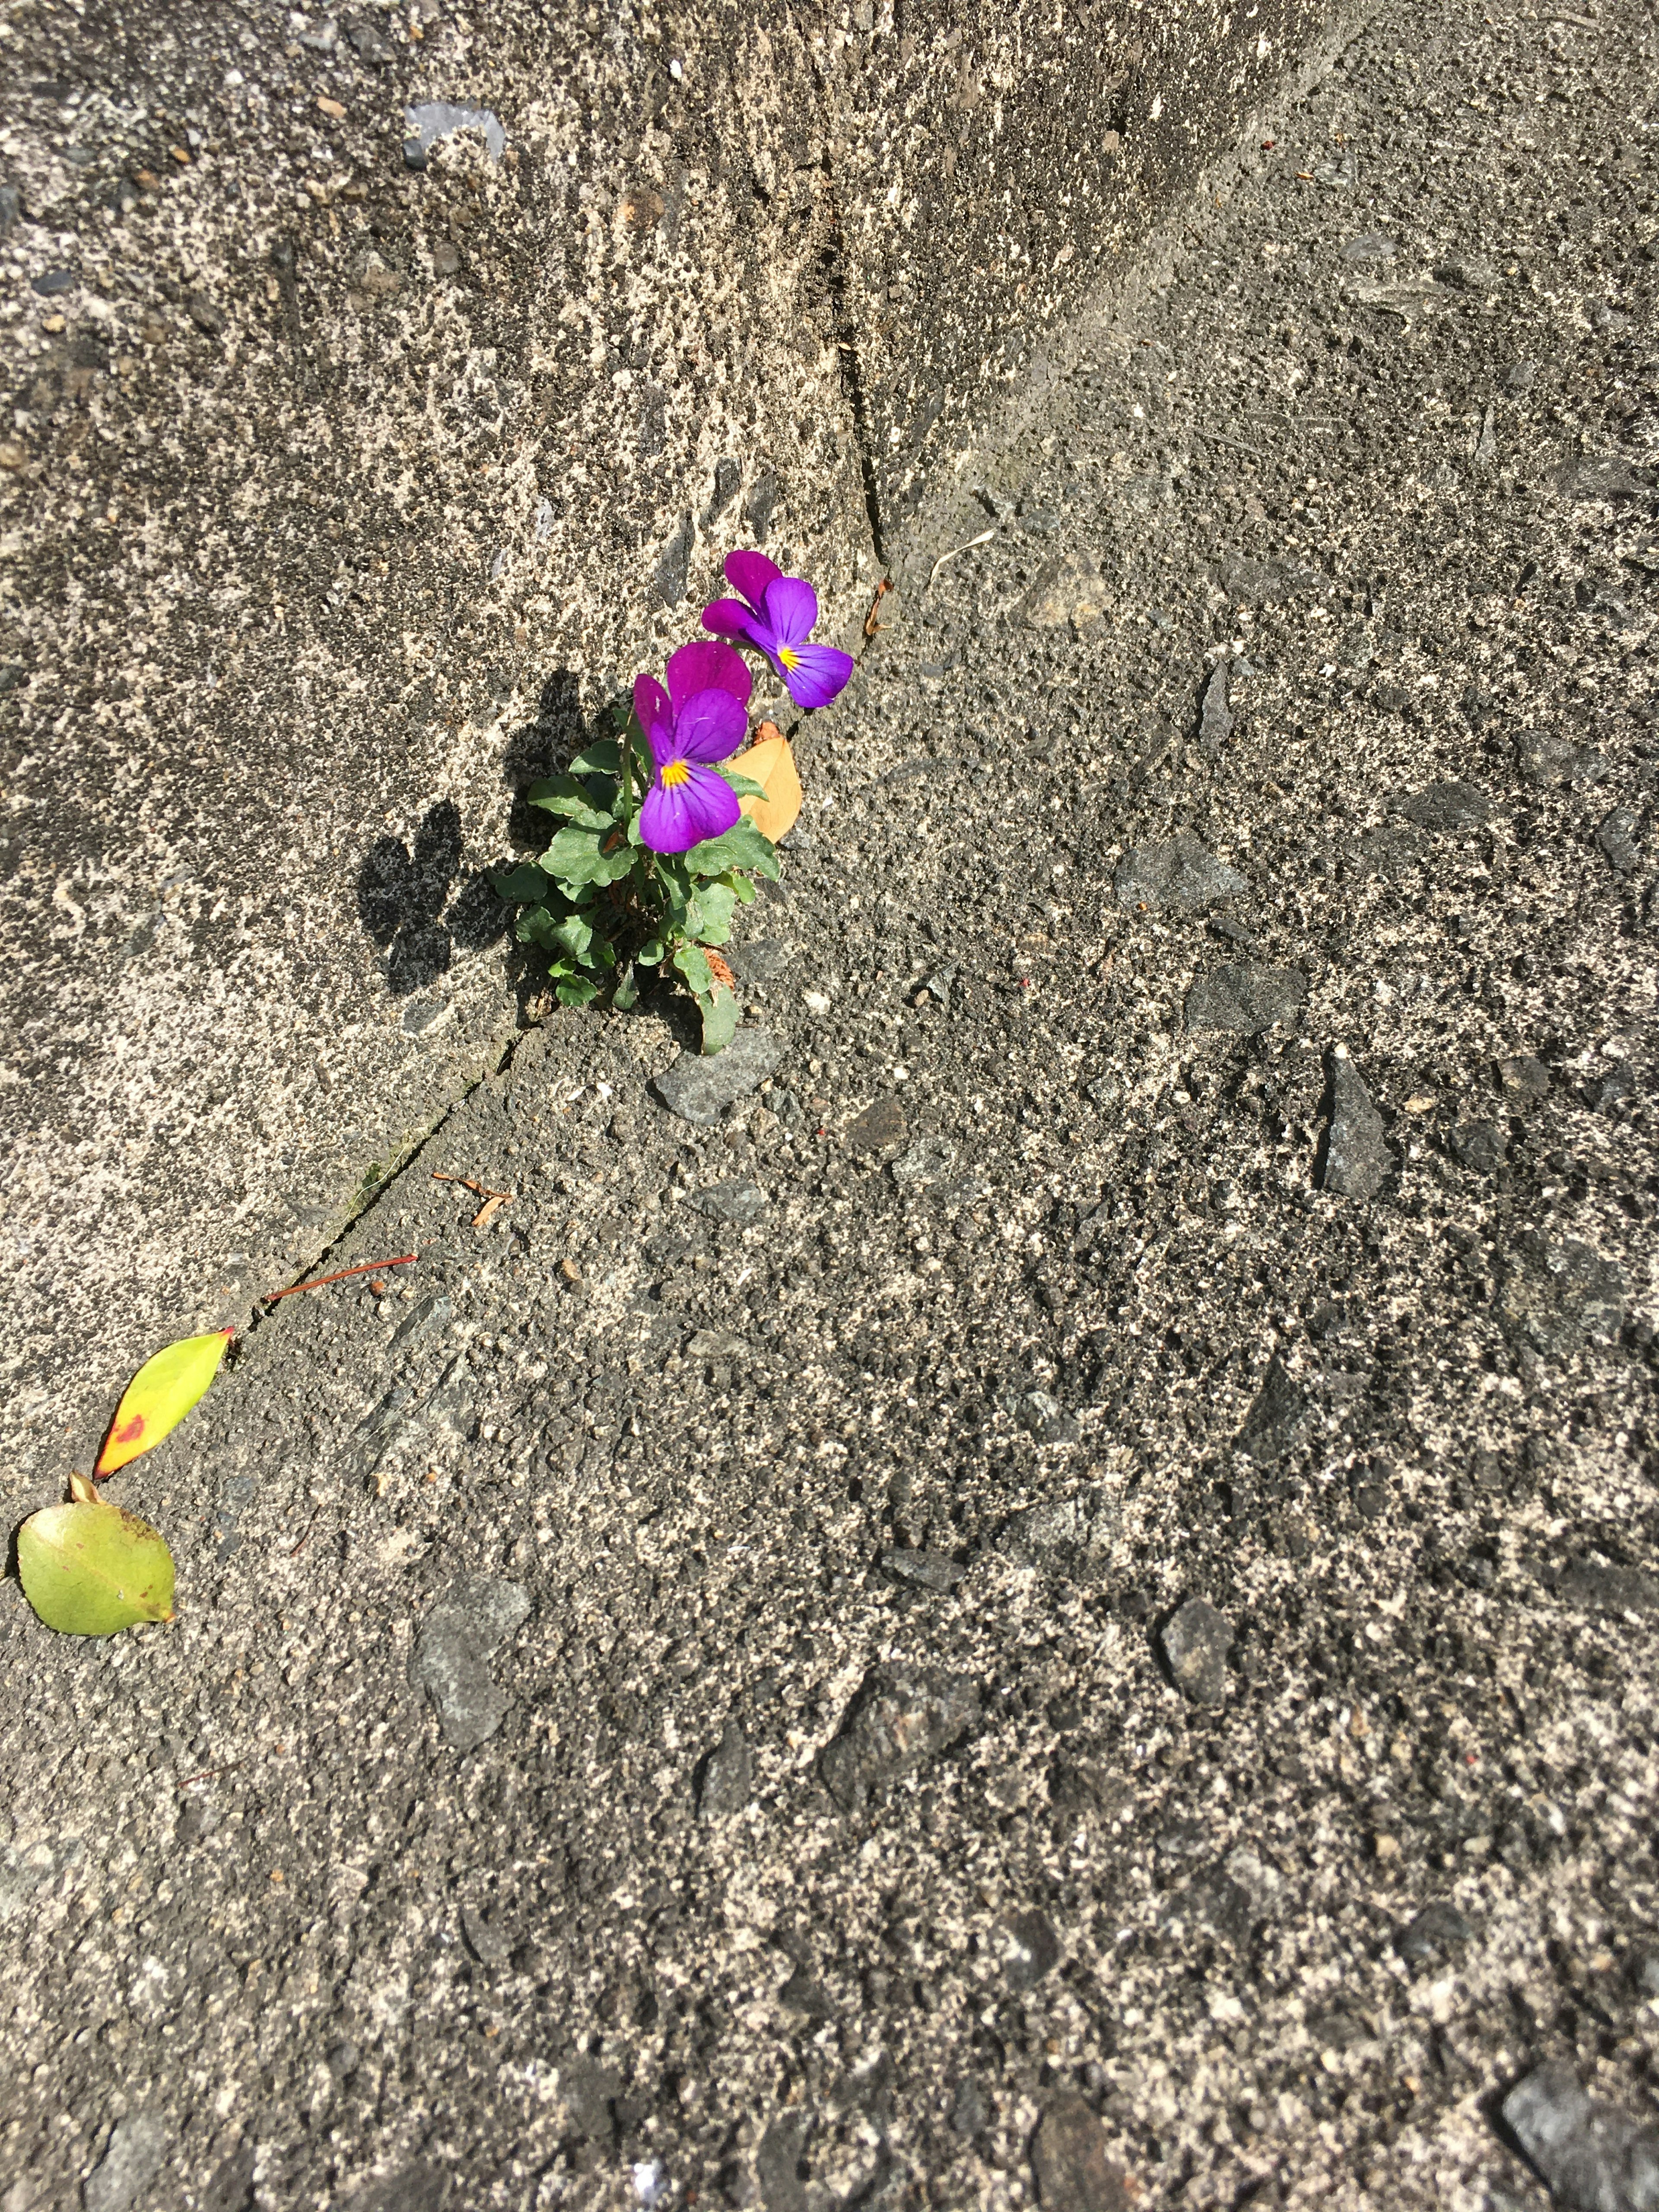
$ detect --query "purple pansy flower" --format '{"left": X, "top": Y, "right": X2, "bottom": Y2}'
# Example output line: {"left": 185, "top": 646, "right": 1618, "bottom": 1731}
{"left": 702, "top": 550, "right": 855, "bottom": 713}
{"left": 635, "top": 639, "right": 752, "bottom": 855}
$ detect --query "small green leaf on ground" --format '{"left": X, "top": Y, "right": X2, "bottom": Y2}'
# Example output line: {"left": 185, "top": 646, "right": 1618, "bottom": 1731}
{"left": 19, "top": 1496, "right": 176, "bottom": 1636}
{"left": 95, "top": 1328, "right": 234, "bottom": 1476}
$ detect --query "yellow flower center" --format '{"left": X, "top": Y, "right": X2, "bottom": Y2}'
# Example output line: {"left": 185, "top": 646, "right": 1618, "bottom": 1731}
{"left": 779, "top": 645, "right": 800, "bottom": 670}
{"left": 661, "top": 759, "right": 690, "bottom": 788}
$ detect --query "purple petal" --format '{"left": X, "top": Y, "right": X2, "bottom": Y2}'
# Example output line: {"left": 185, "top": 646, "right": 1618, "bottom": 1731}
{"left": 667, "top": 639, "right": 753, "bottom": 712}
{"left": 781, "top": 641, "right": 855, "bottom": 712}
{"left": 673, "top": 685, "right": 749, "bottom": 764}
{"left": 702, "top": 596, "right": 766, "bottom": 644}
{"left": 725, "top": 549, "right": 781, "bottom": 611}
{"left": 634, "top": 673, "right": 671, "bottom": 737}
{"left": 761, "top": 575, "right": 819, "bottom": 651}
{"left": 638, "top": 763, "right": 739, "bottom": 853}
{"left": 641, "top": 704, "right": 682, "bottom": 772}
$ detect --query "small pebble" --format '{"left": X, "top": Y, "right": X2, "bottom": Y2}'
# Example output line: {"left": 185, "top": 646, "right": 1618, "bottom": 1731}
{"left": 1160, "top": 1597, "right": 1233, "bottom": 1706}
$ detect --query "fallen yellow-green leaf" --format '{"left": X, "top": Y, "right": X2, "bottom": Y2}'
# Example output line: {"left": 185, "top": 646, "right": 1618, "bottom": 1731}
{"left": 95, "top": 1327, "right": 233, "bottom": 1478}
{"left": 18, "top": 1493, "right": 176, "bottom": 1636}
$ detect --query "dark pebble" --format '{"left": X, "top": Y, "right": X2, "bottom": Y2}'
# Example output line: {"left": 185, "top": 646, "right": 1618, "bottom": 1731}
{"left": 1321, "top": 1052, "right": 1390, "bottom": 1199}
{"left": 1185, "top": 960, "right": 1306, "bottom": 1034}
{"left": 820, "top": 1663, "right": 980, "bottom": 1812}
{"left": 1160, "top": 1596, "right": 1233, "bottom": 1706}
{"left": 1395, "top": 779, "right": 1493, "bottom": 830}
{"left": 1516, "top": 730, "right": 1609, "bottom": 787}
{"left": 460, "top": 1901, "right": 512, "bottom": 1967}
{"left": 31, "top": 266, "right": 74, "bottom": 295}
{"left": 652, "top": 1027, "right": 783, "bottom": 1124}
{"left": 698, "top": 1718, "right": 754, "bottom": 1821}
{"left": 755, "top": 2112, "right": 810, "bottom": 2212}
{"left": 692, "top": 1176, "right": 768, "bottom": 1225}
{"left": 845, "top": 1094, "right": 907, "bottom": 1150}
{"left": 1503, "top": 2059, "right": 1659, "bottom": 2212}
{"left": 778, "top": 1964, "right": 836, "bottom": 2019}
{"left": 1584, "top": 1061, "right": 1636, "bottom": 1113}
{"left": 1395, "top": 1900, "right": 1475, "bottom": 1966}
{"left": 1015, "top": 1387, "right": 1079, "bottom": 1443}
{"left": 1549, "top": 1560, "right": 1659, "bottom": 1615}
{"left": 1497, "top": 1053, "right": 1551, "bottom": 1106}
{"left": 1235, "top": 1354, "right": 1308, "bottom": 1464}
{"left": 892, "top": 1133, "right": 959, "bottom": 1186}
{"left": 880, "top": 1546, "right": 967, "bottom": 1592}
{"left": 1000, "top": 1488, "right": 1116, "bottom": 1583}
{"left": 1597, "top": 806, "right": 1642, "bottom": 873}
{"left": 1197, "top": 663, "right": 1234, "bottom": 753}
{"left": 732, "top": 937, "right": 790, "bottom": 982}
{"left": 1030, "top": 2093, "right": 1130, "bottom": 2211}
{"left": 408, "top": 1576, "right": 531, "bottom": 1751}
{"left": 1495, "top": 1231, "right": 1626, "bottom": 1359}
{"left": 83, "top": 2113, "right": 168, "bottom": 2212}
{"left": 1001, "top": 1907, "right": 1060, "bottom": 1992}
{"left": 1449, "top": 1119, "right": 1507, "bottom": 1176}
{"left": 1113, "top": 829, "right": 1245, "bottom": 910}
{"left": 949, "top": 2078, "right": 991, "bottom": 2139}
{"left": 1215, "top": 553, "right": 1316, "bottom": 605}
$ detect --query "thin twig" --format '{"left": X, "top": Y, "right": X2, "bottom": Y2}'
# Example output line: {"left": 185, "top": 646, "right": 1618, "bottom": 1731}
{"left": 432, "top": 1172, "right": 512, "bottom": 1201}
{"left": 864, "top": 577, "right": 893, "bottom": 637}
{"left": 262, "top": 1255, "right": 416, "bottom": 1304}
{"left": 288, "top": 1507, "right": 323, "bottom": 1558}
{"left": 179, "top": 1761, "right": 243, "bottom": 1791}
{"left": 432, "top": 1170, "right": 514, "bottom": 1229}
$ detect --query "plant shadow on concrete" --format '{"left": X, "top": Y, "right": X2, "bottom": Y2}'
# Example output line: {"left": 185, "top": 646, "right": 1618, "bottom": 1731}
{"left": 353, "top": 668, "right": 629, "bottom": 1009}
{"left": 355, "top": 798, "right": 507, "bottom": 998}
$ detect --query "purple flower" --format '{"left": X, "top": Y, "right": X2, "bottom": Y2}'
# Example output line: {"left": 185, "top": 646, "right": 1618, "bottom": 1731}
{"left": 702, "top": 551, "right": 855, "bottom": 713}
{"left": 635, "top": 639, "right": 752, "bottom": 855}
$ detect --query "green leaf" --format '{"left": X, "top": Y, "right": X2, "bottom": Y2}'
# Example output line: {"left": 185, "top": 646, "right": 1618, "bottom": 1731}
{"left": 546, "top": 909, "right": 593, "bottom": 961}
{"left": 544, "top": 823, "right": 635, "bottom": 889}
{"left": 555, "top": 975, "right": 601, "bottom": 1006}
{"left": 612, "top": 962, "right": 639, "bottom": 1011}
{"left": 568, "top": 737, "right": 621, "bottom": 775}
{"left": 696, "top": 985, "right": 740, "bottom": 1055}
{"left": 19, "top": 1495, "right": 175, "bottom": 1636}
{"left": 685, "top": 818, "right": 780, "bottom": 881}
{"left": 527, "top": 775, "right": 618, "bottom": 831}
{"left": 673, "top": 942, "right": 714, "bottom": 997}
{"left": 717, "top": 765, "right": 769, "bottom": 799}
{"left": 491, "top": 861, "right": 552, "bottom": 904}
{"left": 636, "top": 937, "right": 665, "bottom": 966}
{"left": 733, "top": 874, "right": 757, "bottom": 906}
{"left": 95, "top": 1329, "right": 234, "bottom": 1476}
{"left": 687, "top": 880, "right": 737, "bottom": 944}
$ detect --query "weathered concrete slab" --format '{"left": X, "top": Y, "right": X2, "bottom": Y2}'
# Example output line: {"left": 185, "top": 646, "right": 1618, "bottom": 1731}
{"left": 0, "top": 0, "right": 1361, "bottom": 1481}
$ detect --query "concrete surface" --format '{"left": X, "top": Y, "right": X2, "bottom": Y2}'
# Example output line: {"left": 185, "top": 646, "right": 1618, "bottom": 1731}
{"left": 0, "top": 0, "right": 1359, "bottom": 1485}
{"left": 6, "top": 0, "right": 1659, "bottom": 2207}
